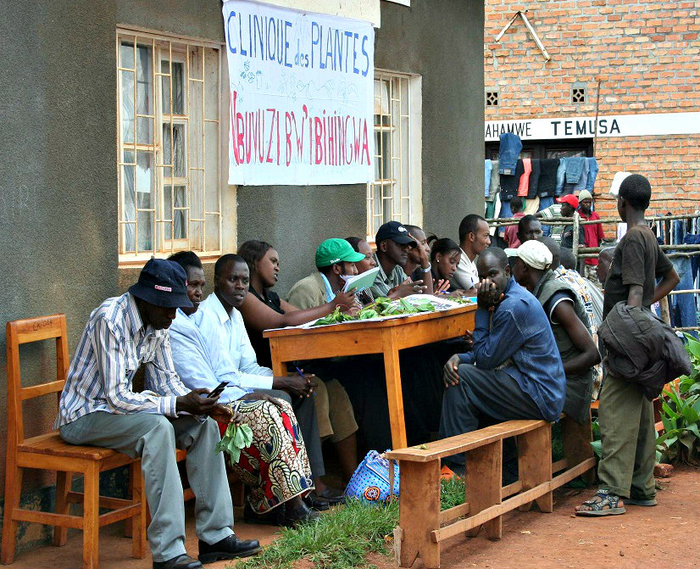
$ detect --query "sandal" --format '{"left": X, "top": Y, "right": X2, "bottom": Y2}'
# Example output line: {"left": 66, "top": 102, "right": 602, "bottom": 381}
{"left": 575, "top": 490, "right": 626, "bottom": 517}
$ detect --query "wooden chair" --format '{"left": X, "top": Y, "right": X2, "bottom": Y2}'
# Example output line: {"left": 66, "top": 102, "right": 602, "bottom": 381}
{"left": 1, "top": 315, "right": 146, "bottom": 569}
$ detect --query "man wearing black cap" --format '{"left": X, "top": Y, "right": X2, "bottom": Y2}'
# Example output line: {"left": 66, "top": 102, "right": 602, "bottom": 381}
{"left": 56, "top": 259, "right": 260, "bottom": 569}
{"left": 368, "top": 220, "right": 430, "bottom": 300}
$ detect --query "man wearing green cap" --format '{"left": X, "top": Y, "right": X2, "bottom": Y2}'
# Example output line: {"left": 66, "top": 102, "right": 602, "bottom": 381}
{"left": 287, "top": 238, "right": 365, "bottom": 310}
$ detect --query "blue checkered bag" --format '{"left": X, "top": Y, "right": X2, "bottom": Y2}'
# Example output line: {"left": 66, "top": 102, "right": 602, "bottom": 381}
{"left": 345, "top": 450, "right": 400, "bottom": 504}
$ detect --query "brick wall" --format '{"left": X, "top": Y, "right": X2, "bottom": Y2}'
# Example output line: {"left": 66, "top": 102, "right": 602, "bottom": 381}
{"left": 484, "top": 0, "right": 700, "bottom": 224}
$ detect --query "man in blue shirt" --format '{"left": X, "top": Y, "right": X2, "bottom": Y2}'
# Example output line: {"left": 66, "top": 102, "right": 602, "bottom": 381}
{"left": 439, "top": 248, "right": 566, "bottom": 467}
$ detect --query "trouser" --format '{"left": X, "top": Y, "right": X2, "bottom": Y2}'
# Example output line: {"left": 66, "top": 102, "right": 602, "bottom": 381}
{"left": 60, "top": 412, "right": 233, "bottom": 562}
{"left": 439, "top": 365, "right": 544, "bottom": 466}
{"left": 597, "top": 373, "right": 656, "bottom": 499}
{"left": 254, "top": 388, "right": 325, "bottom": 477}
{"left": 312, "top": 379, "right": 358, "bottom": 443}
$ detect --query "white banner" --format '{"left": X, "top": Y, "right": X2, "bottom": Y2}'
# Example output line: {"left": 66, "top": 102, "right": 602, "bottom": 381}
{"left": 222, "top": 1, "right": 375, "bottom": 185}
{"left": 485, "top": 112, "right": 700, "bottom": 141}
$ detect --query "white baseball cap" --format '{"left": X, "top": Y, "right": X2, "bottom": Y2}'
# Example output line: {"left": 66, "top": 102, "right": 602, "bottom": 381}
{"left": 609, "top": 172, "right": 632, "bottom": 198}
{"left": 505, "top": 240, "right": 553, "bottom": 270}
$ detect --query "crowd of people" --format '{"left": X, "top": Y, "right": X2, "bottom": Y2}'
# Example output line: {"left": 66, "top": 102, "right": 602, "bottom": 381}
{"left": 54, "top": 173, "right": 680, "bottom": 569}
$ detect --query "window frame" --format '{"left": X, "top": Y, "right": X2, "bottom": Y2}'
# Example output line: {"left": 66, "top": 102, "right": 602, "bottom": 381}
{"left": 116, "top": 27, "right": 227, "bottom": 265}
{"left": 366, "top": 69, "right": 422, "bottom": 241}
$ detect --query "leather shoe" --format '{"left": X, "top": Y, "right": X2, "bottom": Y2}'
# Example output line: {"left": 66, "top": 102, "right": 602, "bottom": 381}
{"left": 198, "top": 534, "right": 261, "bottom": 564}
{"left": 281, "top": 502, "right": 321, "bottom": 527}
{"left": 243, "top": 502, "right": 285, "bottom": 525}
{"left": 153, "top": 554, "right": 202, "bottom": 569}
{"left": 304, "top": 487, "right": 345, "bottom": 511}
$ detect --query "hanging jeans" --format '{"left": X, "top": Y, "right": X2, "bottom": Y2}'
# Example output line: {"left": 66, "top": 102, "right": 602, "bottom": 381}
{"left": 539, "top": 196, "right": 555, "bottom": 236}
{"left": 498, "top": 133, "right": 522, "bottom": 175}
{"left": 586, "top": 157, "right": 599, "bottom": 191}
{"left": 670, "top": 256, "right": 698, "bottom": 336}
{"left": 556, "top": 158, "right": 567, "bottom": 196}
{"left": 484, "top": 160, "right": 493, "bottom": 198}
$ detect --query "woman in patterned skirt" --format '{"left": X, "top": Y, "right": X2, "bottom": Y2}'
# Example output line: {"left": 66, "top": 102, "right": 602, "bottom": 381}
{"left": 221, "top": 394, "right": 318, "bottom": 525}
{"left": 167, "top": 251, "right": 318, "bottom": 527}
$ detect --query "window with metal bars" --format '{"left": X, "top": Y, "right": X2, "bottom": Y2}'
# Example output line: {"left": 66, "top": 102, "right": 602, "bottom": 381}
{"left": 367, "top": 72, "right": 422, "bottom": 239}
{"left": 116, "top": 29, "right": 223, "bottom": 261}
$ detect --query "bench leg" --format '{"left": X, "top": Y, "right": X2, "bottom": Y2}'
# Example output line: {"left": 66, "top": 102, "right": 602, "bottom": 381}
{"left": 518, "top": 425, "right": 553, "bottom": 513}
{"left": 398, "top": 461, "right": 440, "bottom": 569}
{"left": 465, "top": 441, "right": 502, "bottom": 540}
{"left": 54, "top": 471, "right": 72, "bottom": 546}
{"left": 1, "top": 463, "right": 22, "bottom": 564}
{"left": 82, "top": 464, "right": 100, "bottom": 569}
{"left": 562, "top": 414, "right": 595, "bottom": 484}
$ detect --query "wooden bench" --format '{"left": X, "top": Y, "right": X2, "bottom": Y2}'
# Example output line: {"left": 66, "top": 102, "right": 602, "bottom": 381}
{"left": 386, "top": 415, "right": 596, "bottom": 569}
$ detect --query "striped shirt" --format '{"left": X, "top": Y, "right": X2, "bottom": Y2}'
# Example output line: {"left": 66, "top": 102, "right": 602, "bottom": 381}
{"left": 55, "top": 293, "right": 189, "bottom": 428}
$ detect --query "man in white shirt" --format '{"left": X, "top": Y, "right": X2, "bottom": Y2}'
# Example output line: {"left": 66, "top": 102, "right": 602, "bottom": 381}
{"left": 193, "top": 254, "right": 339, "bottom": 506}
{"left": 452, "top": 214, "right": 491, "bottom": 292}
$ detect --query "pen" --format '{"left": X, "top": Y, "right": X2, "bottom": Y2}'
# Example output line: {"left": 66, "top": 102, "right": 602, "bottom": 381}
{"left": 295, "top": 366, "right": 317, "bottom": 397}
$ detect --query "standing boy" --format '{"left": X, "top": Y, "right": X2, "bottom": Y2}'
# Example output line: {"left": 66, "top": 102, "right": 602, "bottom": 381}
{"left": 576, "top": 174, "right": 679, "bottom": 516}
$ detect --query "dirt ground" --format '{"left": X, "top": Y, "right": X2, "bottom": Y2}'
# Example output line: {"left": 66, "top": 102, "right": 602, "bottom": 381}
{"left": 367, "top": 465, "right": 700, "bottom": 569}
{"left": 10, "top": 466, "right": 698, "bottom": 569}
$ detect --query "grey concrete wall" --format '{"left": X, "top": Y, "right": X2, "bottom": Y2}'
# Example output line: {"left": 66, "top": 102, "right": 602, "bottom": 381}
{"left": 0, "top": 0, "right": 118, "bottom": 500}
{"left": 376, "top": 0, "right": 485, "bottom": 242}
{"left": 236, "top": 0, "right": 484, "bottom": 295}
{"left": 236, "top": 184, "right": 367, "bottom": 293}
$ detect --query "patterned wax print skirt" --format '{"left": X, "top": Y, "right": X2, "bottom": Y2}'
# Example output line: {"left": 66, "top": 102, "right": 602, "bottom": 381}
{"left": 221, "top": 398, "right": 314, "bottom": 514}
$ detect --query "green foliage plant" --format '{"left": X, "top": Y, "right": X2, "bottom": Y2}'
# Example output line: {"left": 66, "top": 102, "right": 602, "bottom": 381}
{"left": 656, "top": 334, "right": 700, "bottom": 464}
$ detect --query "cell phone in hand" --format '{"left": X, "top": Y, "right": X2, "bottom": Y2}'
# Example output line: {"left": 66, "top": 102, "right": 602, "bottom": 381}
{"left": 207, "top": 381, "right": 229, "bottom": 399}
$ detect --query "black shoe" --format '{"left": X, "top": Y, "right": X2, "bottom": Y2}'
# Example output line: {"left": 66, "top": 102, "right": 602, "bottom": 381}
{"left": 305, "top": 488, "right": 345, "bottom": 511}
{"left": 198, "top": 534, "right": 261, "bottom": 564}
{"left": 153, "top": 554, "right": 202, "bottom": 569}
{"left": 281, "top": 502, "right": 321, "bottom": 527}
{"left": 243, "top": 502, "right": 285, "bottom": 525}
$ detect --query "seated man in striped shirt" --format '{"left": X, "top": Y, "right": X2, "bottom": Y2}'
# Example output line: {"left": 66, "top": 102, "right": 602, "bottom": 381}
{"left": 56, "top": 259, "right": 260, "bottom": 569}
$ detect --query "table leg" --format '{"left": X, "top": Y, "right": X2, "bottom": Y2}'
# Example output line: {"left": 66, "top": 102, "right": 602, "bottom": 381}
{"left": 269, "top": 338, "right": 287, "bottom": 377}
{"left": 382, "top": 331, "right": 408, "bottom": 449}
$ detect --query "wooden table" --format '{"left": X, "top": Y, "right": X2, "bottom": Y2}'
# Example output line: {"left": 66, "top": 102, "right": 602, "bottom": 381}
{"left": 264, "top": 305, "right": 477, "bottom": 449}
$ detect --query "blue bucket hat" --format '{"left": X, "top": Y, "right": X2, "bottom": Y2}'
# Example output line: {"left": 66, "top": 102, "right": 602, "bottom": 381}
{"left": 128, "top": 259, "right": 193, "bottom": 308}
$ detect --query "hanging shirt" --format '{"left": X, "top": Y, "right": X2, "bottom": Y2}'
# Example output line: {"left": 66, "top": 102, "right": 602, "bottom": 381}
{"left": 56, "top": 293, "right": 190, "bottom": 428}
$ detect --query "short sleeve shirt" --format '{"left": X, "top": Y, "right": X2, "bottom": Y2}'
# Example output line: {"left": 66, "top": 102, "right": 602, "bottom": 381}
{"left": 369, "top": 253, "right": 408, "bottom": 298}
{"left": 603, "top": 225, "right": 674, "bottom": 317}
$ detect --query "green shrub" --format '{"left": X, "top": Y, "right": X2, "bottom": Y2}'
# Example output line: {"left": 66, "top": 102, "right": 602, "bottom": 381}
{"left": 656, "top": 334, "right": 700, "bottom": 464}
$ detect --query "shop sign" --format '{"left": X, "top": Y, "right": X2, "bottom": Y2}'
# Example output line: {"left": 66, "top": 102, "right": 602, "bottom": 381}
{"left": 485, "top": 112, "right": 700, "bottom": 141}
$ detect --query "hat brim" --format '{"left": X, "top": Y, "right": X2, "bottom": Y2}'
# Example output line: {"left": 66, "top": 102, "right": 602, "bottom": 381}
{"left": 391, "top": 234, "right": 418, "bottom": 246}
{"left": 128, "top": 283, "right": 194, "bottom": 308}
{"left": 504, "top": 248, "right": 520, "bottom": 258}
{"left": 341, "top": 251, "right": 367, "bottom": 263}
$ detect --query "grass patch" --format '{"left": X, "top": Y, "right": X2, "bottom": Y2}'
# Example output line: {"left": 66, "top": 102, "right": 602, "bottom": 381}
{"left": 440, "top": 477, "right": 466, "bottom": 510}
{"left": 237, "top": 499, "right": 399, "bottom": 569}
{"left": 238, "top": 480, "right": 469, "bottom": 569}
